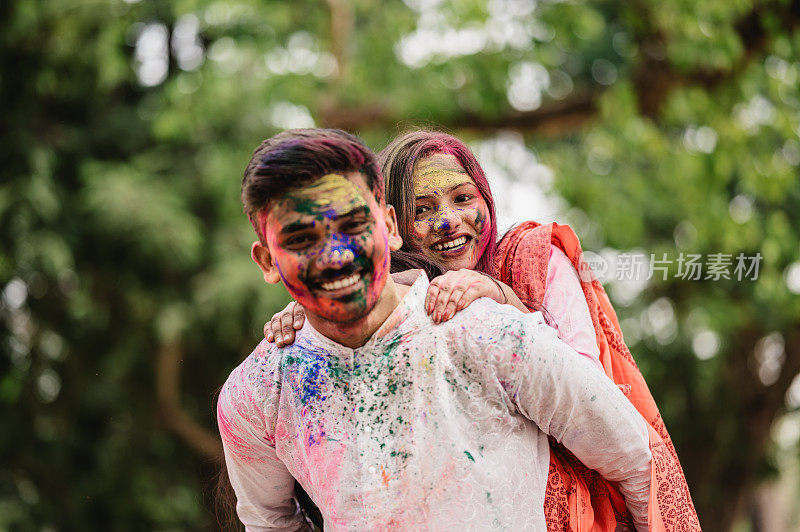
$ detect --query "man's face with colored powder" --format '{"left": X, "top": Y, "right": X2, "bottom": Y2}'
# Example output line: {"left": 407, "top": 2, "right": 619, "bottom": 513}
{"left": 252, "top": 172, "right": 402, "bottom": 324}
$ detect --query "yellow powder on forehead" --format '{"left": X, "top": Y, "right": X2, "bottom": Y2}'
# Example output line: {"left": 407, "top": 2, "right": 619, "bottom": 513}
{"left": 302, "top": 172, "right": 364, "bottom": 202}
{"left": 413, "top": 153, "right": 472, "bottom": 197}
{"left": 302, "top": 174, "right": 361, "bottom": 201}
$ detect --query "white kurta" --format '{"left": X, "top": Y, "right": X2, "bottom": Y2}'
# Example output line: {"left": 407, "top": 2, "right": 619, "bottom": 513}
{"left": 218, "top": 274, "right": 651, "bottom": 531}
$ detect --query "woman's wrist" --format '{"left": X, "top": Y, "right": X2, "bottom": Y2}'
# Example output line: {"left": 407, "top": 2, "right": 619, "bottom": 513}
{"left": 481, "top": 273, "right": 508, "bottom": 304}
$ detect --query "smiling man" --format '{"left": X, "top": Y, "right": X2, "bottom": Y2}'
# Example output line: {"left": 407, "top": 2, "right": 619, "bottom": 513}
{"left": 250, "top": 164, "right": 403, "bottom": 348}
{"left": 218, "top": 129, "right": 653, "bottom": 531}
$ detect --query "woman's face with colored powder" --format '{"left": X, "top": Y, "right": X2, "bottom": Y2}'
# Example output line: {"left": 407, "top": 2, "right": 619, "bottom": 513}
{"left": 411, "top": 153, "right": 491, "bottom": 271}
{"left": 256, "top": 172, "right": 399, "bottom": 323}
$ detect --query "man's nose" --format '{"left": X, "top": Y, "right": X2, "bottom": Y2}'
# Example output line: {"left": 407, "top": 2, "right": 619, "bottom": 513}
{"left": 432, "top": 206, "right": 460, "bottom": 233}
{"left": 315, "top": 239, "right": 355, "bottom": 269}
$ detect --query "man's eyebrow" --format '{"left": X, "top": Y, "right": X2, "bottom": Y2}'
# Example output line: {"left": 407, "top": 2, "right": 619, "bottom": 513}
{"left": 335, "top": 205, "right": 370, "bottom": 220}
{"left": 280, "top": 220, "right": 316, "bottom": 235}
{"left": 279, "top": 206, "right": 370, "bottom": 235}
{"left": 415, "top": 181, "right": 473, "bottom": 200}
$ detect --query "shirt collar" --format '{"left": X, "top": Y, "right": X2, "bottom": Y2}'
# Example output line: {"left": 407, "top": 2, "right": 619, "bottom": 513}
{"left": 297, "top": 271, "right": 430, "bottom": 354}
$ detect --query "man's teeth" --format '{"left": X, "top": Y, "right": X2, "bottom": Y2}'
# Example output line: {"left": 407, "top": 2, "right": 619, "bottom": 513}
{"left": 432, "top": 236, "right": 467, "bottom": 251}
{"left": 320, "top": 273, "right": 360, "bottom": 291}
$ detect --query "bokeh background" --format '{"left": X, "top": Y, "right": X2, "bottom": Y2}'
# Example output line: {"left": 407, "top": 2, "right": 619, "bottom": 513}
{"left": 2, "top": 0, "right": 800, "bottom": 530}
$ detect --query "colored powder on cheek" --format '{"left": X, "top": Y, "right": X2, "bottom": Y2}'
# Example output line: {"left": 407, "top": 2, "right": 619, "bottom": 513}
{"left": 472, "top": 206, "right": 492, "bottom": 259}
{"left": 474, "top": 208, "right": 485, "bottom": 231}
{"left": 274, "top": 261, "right": 311, "bottom": 299}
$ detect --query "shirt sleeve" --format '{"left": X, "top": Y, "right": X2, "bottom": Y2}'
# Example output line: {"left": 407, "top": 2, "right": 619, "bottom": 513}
{"left": 217, "top": 360, "right": 310, "bottom": 532}
{"left": 472, "top": 306, "right": 651, "bottom": 531}
{"left": 542, "top": 246, "right": 604, "bottom": 373}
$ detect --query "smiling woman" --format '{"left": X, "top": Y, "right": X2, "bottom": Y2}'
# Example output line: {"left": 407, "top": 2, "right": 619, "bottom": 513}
{"left": 380, "top": 131, "right": 499, "bottom": 274}
{"left": 410, "top": 153, "right": 492, "bottom": 271}
{"left": 376, "top": 130, "right": 700, "bottom": 529}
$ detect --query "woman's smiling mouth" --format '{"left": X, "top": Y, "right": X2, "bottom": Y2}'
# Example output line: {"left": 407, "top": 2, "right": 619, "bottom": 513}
{"left": 431, "top": 235, "right": 470, "bottom": 252}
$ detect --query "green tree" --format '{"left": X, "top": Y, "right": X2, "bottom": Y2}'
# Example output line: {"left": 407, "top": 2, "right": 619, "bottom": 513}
{"left": 2, "top": 0, "right": 799, "bottom": 529}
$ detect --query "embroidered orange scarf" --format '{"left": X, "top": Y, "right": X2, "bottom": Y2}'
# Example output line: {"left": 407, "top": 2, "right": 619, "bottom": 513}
{"left": 493, "top": 222, "right": 700, "bottom": 531}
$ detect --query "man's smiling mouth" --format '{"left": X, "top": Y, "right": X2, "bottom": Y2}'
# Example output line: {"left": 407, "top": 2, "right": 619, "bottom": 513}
{"left": 431, "top": 235, "right": 469, "bottom": 251}
{"left": 320, "top": 272, "right": 361, "bottom": 291}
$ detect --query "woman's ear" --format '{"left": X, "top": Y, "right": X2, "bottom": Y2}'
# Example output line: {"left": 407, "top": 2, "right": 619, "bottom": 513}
{"left": 251, "top": 241, "right": 282, "bottom": 284}
{"left": 384, "top": 205, "right": 404, "bottom": 251}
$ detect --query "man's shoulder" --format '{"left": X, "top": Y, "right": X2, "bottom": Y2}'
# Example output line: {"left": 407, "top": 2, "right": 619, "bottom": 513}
{"left": 222, "top": 339, "right": 284, "bottom": 391}
{"left": 218, "top": 339, "right": 294, "bottom": 416}
{"left": 217, "top": 340, "right": 285, "bottom": 447}
{"left": 229, "top": 332, "right": 333, "bottom": 378}
{"left": 241, "top": 338, "right": 281, "bottom": 367}
{"left": 448, "top": 297, "right": 544, "bottom": 325}
{"left": 444, "top": 298, "right": 553, "bottom": 345}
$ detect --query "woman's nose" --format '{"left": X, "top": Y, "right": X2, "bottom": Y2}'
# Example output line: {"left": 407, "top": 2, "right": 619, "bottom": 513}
{"left": 432, "top": 207, "right": 460, "bottom": 233}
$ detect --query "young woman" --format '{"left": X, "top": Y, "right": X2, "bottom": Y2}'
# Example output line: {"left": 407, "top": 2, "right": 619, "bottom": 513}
{"left": 266, "top": 131, "right": 700, "bottom": 530}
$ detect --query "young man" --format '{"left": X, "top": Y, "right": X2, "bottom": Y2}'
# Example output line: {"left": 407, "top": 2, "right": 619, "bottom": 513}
{"left": 218, "top": 128, "right": 652, "bottom": 530}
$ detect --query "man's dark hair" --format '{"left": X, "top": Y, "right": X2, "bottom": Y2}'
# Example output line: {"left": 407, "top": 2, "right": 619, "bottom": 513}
{"left": 242, "top": 128, "right": 384, "bottom": 242}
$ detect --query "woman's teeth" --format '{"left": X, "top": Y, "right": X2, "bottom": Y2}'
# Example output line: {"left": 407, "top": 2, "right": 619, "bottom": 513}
{"left": 432, "top": 236, "right": 467, "bottom": 251}
{"left": 321, "top": 273, "right": 360, "bottom": 291}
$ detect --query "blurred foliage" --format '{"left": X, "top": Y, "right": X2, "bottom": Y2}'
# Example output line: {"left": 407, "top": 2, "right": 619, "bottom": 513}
{"left": 1, "top": 0, "right": 799, "bottom": 530}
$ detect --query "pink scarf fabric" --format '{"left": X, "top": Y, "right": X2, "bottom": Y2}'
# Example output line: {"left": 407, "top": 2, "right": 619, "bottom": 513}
{"left": 493, "top": 221, "right": 700, "bottom": 531}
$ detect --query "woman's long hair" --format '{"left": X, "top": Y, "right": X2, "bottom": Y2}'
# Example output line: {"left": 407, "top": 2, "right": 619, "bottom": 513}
{"left": 378, "top": 130, "right": 498, "bottom": 274}
{"left": 390, "top": 249, "right": 445, "bottom": 279}
{"left": 380, "top": 130, "right": 548, "bottom": 316}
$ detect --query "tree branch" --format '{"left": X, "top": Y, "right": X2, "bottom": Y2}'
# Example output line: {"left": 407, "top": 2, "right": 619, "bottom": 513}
{"left": 632, "top": 0, "right": 800, "bottom": 116}
{"left": 319, "top": 90, "right": 599, "bottom": 137}
{"left": 320, "top": 0, "right": 800, "bottom": 134}
{"left": 156, "top": 342, "right": 223, "bottom": 460}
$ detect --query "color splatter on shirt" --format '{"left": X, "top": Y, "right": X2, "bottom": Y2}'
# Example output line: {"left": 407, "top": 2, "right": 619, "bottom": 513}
{"left": 218, "top": 274, "right": 651, "bottom": 531}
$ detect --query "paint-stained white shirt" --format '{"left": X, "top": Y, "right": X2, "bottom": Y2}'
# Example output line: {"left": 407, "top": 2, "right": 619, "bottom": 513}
{"left": 218, "top": 274, "right": 651, "bottom": 531}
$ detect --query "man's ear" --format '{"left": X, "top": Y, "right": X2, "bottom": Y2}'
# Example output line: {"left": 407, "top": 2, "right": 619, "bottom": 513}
{"left": 384, "top": 204, "right": 403, "bottom": 251}
{"left": 251, "top": 241, "right": 282, "bottom": 284}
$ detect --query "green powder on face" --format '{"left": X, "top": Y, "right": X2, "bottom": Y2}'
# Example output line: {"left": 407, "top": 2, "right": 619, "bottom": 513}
{"left": 464, "top": 450, "right": 475, "bottom": 462}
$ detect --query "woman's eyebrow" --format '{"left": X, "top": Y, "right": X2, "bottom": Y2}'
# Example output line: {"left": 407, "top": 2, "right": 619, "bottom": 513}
{"left": 415, "top": 181, "right": 474, "bottom": 200}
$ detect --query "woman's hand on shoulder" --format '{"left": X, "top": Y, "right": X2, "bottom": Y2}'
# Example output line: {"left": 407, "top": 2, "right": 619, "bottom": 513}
{"left": 264, "top": 301, "right": 305, "bottom": 347}
{"left": 426, "top": 269, "right": 505, "bottom": 324}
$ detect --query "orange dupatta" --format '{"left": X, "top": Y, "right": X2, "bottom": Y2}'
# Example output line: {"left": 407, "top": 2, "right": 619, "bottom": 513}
{"left": 492, "top": 222, "right": 700, "bottom": 531}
